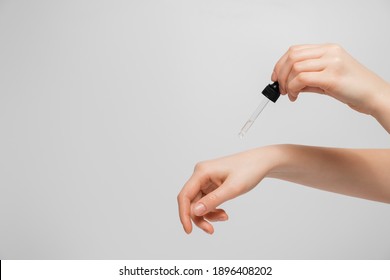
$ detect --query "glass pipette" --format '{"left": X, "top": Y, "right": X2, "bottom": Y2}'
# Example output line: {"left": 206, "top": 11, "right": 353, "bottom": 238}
{"left": 238, "top": 81, "right": 280, "bottom": 138}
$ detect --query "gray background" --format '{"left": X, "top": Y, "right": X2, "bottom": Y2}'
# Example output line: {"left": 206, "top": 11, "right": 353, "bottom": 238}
{"left": 0, "top": 0, "right": 389, "bottom": 259}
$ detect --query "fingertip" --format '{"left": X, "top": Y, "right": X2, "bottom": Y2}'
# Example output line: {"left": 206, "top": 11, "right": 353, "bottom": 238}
{"left": 184, "top": 223, "right": 192, "bottom": 234}
{"left": 204, "top": 225, "right": 214, "bottom": 235}
{"left": 203, "top": 209, "right": 229, "bottom": 222}
{"left": 178, "top": 205, "right": 192, "bottom": 234}
{"left": 288, "top": 94, "right": 297, "bottom": 102}
{"left": 216, "top": 210, "right": 229, "bottom": 221}
{"left": 193, "top": 215, "right": 215, "bottom": 235}
{"left": 222, "top": 212, "right": 229, "bottom": 221}
{"left": 180, "top": 216, "right": 192, "bottom": 234}
{"left": 216, "top": 216, "right": 228, "bottom": 222}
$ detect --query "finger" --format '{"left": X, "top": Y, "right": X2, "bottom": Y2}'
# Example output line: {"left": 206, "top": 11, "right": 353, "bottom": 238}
{"left": 189, "top": 194, "right": 221, "bottom": 234}
{"left": 192, "top": 215, "right": 215, "bottom": 234}
{"left": 177, "top": 193, "right": 192, "bottom": 234}
{"left": 286, "top": 58, "right": 326, "bottom": 95}
{"left": 272, "top": 44, "right": 318, "bottom": 83}
{"left": 277, "top": 46, "right": 326, "bottom": 94}
{"left": 178, "top": 173, "right": 210, "bottom": 234}
{"left": 204, "top": 209, "right": 229, "bottom": 222}
{"left": 288, "top": 71, "right": 331, "bottom": 101}
{"left": 192, "top": 177, "right": 240, "bottom": 217}
{"left": 286, "top": 58, "right": 326, "bottom": 85}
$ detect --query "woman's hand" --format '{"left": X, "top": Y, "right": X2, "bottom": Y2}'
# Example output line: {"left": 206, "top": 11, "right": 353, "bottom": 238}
{"left": 177, "top": 146, "right": 282, "bottom": 234}
{"left": 272, "top": 44, "right": 390, "bottom": 116}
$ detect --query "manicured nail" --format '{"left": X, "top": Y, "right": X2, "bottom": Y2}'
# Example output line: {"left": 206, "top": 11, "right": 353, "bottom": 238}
{"left": 194, "top": 202, "right": 206, "bottom": 216}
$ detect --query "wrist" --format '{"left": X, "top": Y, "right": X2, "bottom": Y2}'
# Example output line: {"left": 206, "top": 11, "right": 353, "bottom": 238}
{"left": 370, "top": 81, "right": 390, "bottom": 133}
{"left": 261, "top": 144, "right": 293, "bottom": 178}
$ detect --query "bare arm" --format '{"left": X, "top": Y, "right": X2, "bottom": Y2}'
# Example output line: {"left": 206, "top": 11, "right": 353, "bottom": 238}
{"left": 178, "top": 145, "right": 390, "bottom": 234}
{"left": 269, "top": 145, "right": 390, "bottom": 203}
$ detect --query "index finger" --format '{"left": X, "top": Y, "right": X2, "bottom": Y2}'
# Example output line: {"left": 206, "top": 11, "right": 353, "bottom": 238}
{"left": 177, "top": 172, "right": 209, "bottom": 234}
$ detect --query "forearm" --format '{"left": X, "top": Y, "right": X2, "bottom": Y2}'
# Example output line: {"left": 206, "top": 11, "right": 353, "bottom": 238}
{"left": 267, "top": 144, "right": 390, "bottom": 203}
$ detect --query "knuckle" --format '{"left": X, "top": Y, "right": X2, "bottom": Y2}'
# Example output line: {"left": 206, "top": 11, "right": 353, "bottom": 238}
{"left": 177, "top": 192, "right": 187, "bottom": 203}
{"left": 296, "top": 72, "right": 306, "bottom": 83}
{"left": 331, "top": 56, "right": 342, "bottom": 69}
{"left": 287, "top": 52, "right": 297, "bottom": 62}
{"left": 328, "top": 56, "right": 343, "bottom": 76}
{"left": 291, "top": 62, "right": 301, "bottom": 74}
{"left": 330, "top": 43, "right": 341, "bottom": 50}
{"left": 286, "top": 45, "right": 300, "bottom": 60}
{"left": 288, "top": 45, "right": 299, "bottom": 52}
{"left": 328, "top": 43, "right": 343, "bottom": 54}
{"left": 273, "top": 65, "right": 280, "bottom": 75}
{"left": 194, "top": 161, "right": 209, "bottom": 174}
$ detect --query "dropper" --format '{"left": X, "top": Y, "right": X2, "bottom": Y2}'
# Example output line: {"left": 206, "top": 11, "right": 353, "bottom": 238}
{"left": 238, "top": 81, "right": 280, "bottom": 138}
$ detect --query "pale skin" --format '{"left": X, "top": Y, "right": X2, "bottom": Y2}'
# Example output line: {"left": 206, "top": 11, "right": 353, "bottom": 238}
{"left": 177, "top": 44, "right": 390, "bottom": 234}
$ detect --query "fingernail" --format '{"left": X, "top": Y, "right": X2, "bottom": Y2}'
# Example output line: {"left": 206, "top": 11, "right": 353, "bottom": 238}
{"left": 194, "top": 202, "right": 206, "bottom": 216}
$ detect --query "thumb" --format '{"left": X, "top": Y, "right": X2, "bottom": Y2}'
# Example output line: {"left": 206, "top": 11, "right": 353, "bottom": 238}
{"left": 192, "top": 178, "right": 239, "bottom": 216}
